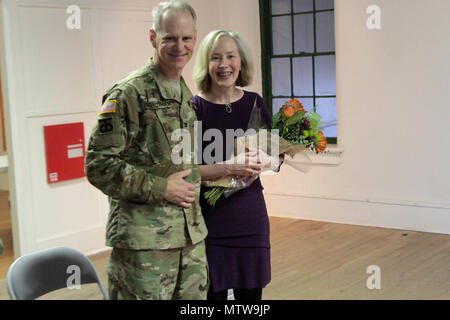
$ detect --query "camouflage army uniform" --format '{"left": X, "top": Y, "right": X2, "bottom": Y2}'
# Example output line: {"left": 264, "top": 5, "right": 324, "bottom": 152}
{"left": 85, "top": 58, "right": 208, "bottom": 300}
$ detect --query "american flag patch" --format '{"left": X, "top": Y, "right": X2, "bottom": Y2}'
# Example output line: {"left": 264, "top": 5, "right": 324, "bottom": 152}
{"left": 99, "top": 100, "right": 116, "bottom": 115}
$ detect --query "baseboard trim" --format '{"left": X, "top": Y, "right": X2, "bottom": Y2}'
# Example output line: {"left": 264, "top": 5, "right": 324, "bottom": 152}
{"left": 87, "top": 246, "right": 111, "bottom": 257}
{"left": 264, "top": 191, "right": 450, "bottom": 210}
{"left": 264, "top": 192, "right": 450, "bottom": 235}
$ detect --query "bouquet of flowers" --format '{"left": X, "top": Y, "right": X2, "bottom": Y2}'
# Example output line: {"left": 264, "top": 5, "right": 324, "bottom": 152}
{"left": 203, "top": 98, "right": 327, "bottom": 205}
{"left": 272, "top": 98, "right": 327, "bottom": 154}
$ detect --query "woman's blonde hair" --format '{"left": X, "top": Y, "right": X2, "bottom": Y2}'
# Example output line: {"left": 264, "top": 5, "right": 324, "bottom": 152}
{"left": 193, "top": 30, "right": 254, "bottom": 93}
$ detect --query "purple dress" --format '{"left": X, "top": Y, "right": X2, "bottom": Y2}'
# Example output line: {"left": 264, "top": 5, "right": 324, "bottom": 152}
{"left": 192, "top": 91, "right": 271, "bottom": 293}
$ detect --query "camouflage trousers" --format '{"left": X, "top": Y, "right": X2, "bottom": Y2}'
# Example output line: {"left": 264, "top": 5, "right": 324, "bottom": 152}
{"left": 107, "top": 240, "right": 208, "bottom": 300}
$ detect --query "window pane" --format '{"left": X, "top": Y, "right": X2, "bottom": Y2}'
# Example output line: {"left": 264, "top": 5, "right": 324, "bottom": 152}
{"left": 293, "top": 0, "right": 313, "bottom": 12}
{"left": 315, "top": 98, "right": 337, "bottom": 137}
{"left": 296, "top": 98, "right": 314, "bottom": 112}
{"left": 314, "top": 55, "right": 335, "bottom": 96}
{"left": 293, "top": 57, "right": 313, "bottom": 96}
{"left": 271, "top": 58, "right": 291, "bottom": 96}
{"left": 271, "top": 0, "right": 291, "bottom": 15}
{"left": 315, "top": 0, "right": 334, "bottom": 10}
{"left": 294, "top": 14, "right": 314, "bottom": 54}
{"left": 316, "top": 11, "right": 335, "bottom": 52}
{"left": 272, "top": 16, "right": 292, "bottom": 55}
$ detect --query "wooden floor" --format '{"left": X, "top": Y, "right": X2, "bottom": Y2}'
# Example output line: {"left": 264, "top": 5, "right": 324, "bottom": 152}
{"left": 0, "top": 191, "right": 14, "bottom": 280}
{"left": 265, "top": 217, "right": 449, "bottom": 299}
{"left": 0, "top": 189, "right": 448, "bottom": 299}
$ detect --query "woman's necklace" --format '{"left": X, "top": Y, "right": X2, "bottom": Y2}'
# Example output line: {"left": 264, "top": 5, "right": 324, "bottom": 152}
{"left": 207, "top": 88, "right": 240, "bottom": 114}
{"left": 224, "top": 103, "right": 232, "bottom": 114}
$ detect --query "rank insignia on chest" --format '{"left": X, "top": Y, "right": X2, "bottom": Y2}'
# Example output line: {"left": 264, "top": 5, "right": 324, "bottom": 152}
{"left": 99, "top": 100, "right": 116, "bottom": 115}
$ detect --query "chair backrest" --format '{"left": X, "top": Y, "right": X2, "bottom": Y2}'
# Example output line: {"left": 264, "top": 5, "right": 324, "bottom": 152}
{"left": 7, "top": 246, "right": 108, "bottom": 300}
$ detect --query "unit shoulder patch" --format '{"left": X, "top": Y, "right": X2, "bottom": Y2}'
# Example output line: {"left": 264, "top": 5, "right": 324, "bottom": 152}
{"left": 99, "top": 118, "right": 113, "bottom": 134}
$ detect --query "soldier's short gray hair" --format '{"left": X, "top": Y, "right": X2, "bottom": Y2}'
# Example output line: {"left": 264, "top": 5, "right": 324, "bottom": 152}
{"left": 152, "top": 0, "right": 197, "bottom": 33}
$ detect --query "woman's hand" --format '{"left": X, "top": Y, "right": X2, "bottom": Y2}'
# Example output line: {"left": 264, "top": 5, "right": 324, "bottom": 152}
{"left": 224, "top": 163, "right": 262, "bottom": 177}
{"left": 256, "top": 149, "right": 284, "bottom": 171}
{"left": 224, "top": 148, "right": 262, "bottom": 176}
{"left": 256, "top": 149, "right": 275, "bottom": 169}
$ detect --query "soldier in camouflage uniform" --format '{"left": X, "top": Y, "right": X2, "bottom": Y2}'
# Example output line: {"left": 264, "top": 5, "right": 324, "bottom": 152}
{"left": 85, "top": 0, "right": 208, "bottom": 300}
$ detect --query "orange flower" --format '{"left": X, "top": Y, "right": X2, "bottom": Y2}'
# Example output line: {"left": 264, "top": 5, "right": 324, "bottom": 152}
{"left": 316, "top": 131, "right": 327, "bottom": 153}
{"left": 281, "top": 104, "right": 296, "bottom": 118}
{"left": 287, "top": 98, "right": 305, "bottom": 112}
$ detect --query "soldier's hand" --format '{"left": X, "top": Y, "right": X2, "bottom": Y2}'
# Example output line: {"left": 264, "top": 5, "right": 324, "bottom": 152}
{"left": 164, "top": 169, "right": 196, "bottom": 208}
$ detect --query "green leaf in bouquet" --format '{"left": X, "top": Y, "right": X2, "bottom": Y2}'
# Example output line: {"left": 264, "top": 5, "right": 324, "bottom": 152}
{"left": 273, "top": 118, "right": 286, "bottom": 133}
{"left": 285, "top": 111, "right": 305, "bottom": 126}
{"left": 307, "top": 111, "right": 321, "bottom": 128}
{"left": 271, "top": 112, "right": 283, "bottom": 128}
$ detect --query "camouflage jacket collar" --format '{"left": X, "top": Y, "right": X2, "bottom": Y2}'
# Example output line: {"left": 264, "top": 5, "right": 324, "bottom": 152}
{"left": 146, "top": 58, "right": 192, "bottom": 105}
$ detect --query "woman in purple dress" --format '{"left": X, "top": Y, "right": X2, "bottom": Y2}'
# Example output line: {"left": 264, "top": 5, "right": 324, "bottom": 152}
{"left": 192, "top": 30, "right": 280, "bottom": 300}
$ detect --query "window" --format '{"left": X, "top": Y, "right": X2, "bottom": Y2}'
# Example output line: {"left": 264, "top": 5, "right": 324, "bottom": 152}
{"left": 260, "top": 0, "right": 337, "bottom": 143}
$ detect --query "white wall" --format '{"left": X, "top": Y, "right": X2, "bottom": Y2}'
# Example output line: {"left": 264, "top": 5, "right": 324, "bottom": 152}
{"left": 0, "top": 0, "right": 262, "bottom": 256}
{"left": 261, "top": 0, "right": 450, "bottom": 234}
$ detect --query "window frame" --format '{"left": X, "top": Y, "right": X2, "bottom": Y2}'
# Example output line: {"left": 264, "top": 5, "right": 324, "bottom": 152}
{"left": 259, "top": 0, "right": 337, "bottom": 144}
